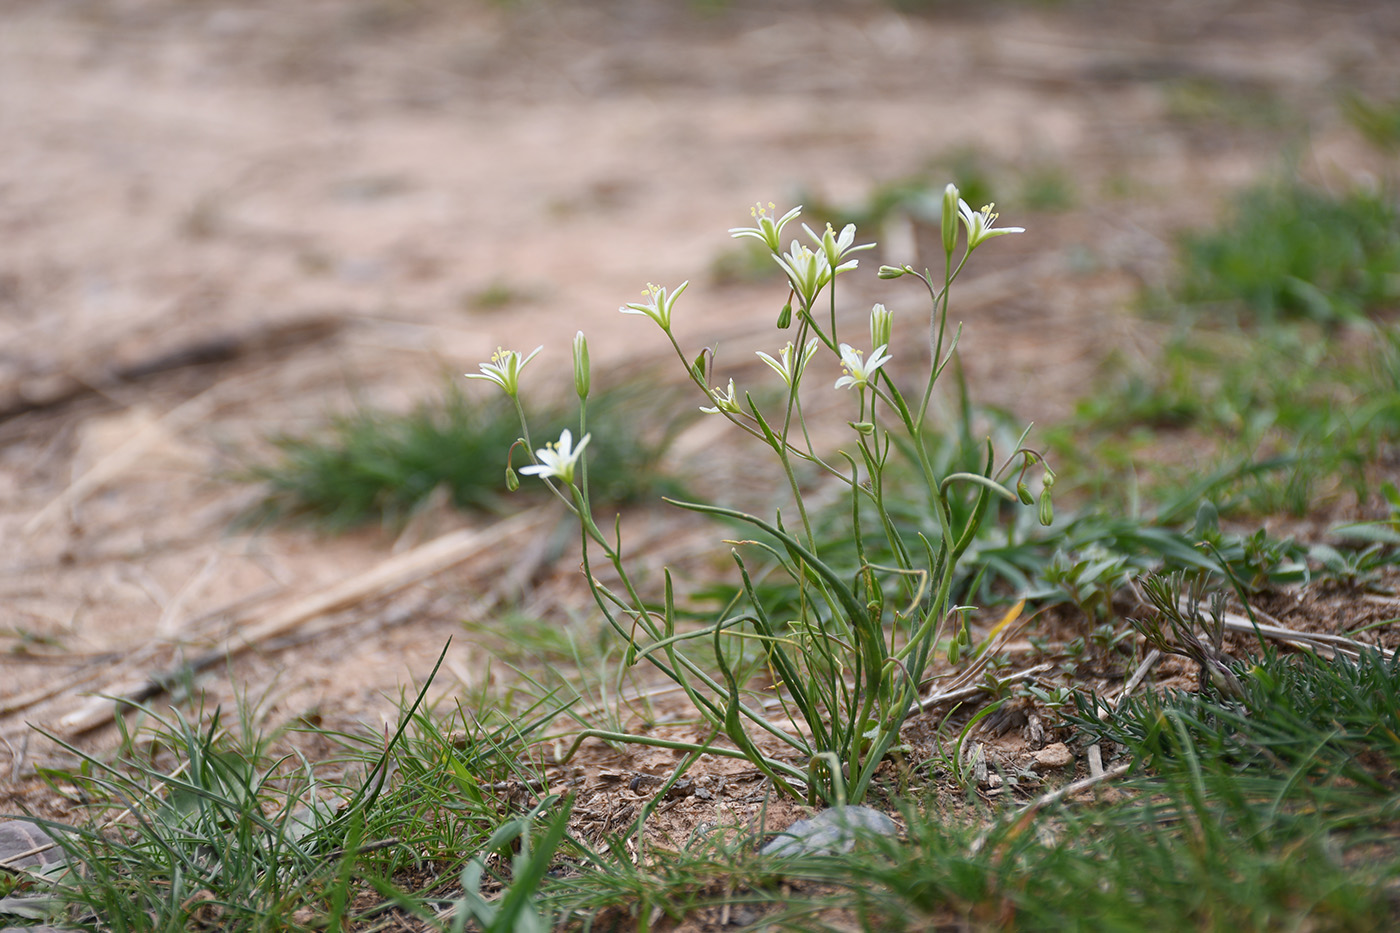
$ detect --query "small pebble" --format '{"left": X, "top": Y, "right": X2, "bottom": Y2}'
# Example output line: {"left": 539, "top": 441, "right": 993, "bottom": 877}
{"left": 760, "top": 805, "right": 897, "bottom": 857}
{"left": 1032, "top": 742, "right": 1074, "bottom": 770}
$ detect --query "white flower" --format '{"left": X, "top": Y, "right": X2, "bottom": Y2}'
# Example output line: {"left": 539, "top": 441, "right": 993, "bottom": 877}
{"left": 729, "top": 202, "right": 802, "bottom": 253}
{"left": 465, "top": 346, "right": 542, "bottom": 398}
{"left": 755, "top": 338, "right": 819, "bottom": 388}
{"left": 700, "top": 379, "right": 741, "bottom": 414}
{"left": 773, "top": 239, "right": 832, "bottom": 309}
{"left": 957, "top": 199, "right": 1024, "bottom": 250}
{"left": 834, "top": 343, "right": 892, "bottom": 391}
{"left": 803, "top": 221, "right": 875, "bottom": 269}
{"left": 620, "top": 281, "right": 688, "bottom": 331}
{"left": 518, "top": 429, "right": 591, "bottom": 485}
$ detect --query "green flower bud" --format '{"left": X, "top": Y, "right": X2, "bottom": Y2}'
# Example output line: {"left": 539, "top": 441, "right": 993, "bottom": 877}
{"left": 776, "top": 300, "right": 792, "bottom": 329}
{"left": 1017, "top": 481, "right": 1034, "bottom": 505}
{"left": 869, "top": 303, "right": 893, "bottom": 352}
{"left": 572, "top": 330, "right": 590, "bottom": 400}
{"left": 1038, "top": 488, "right": 1054, "bottom": 526}
{"left": 849, "top": 421, "right": 876, "bottom": 435}
{"left": 877, "top": 264, "right": 907, "bottom": 279}
{"left": 1042, "top": 469, "right": 1056, "bottom": 489}
{"left": 942, "top": 183, "right": 959, "bottom": 256}
{"left": 691, "top": 347, "right": 710, "bottom": 383}
{"left": 505, "top": 464, "right": 520, "bottom": 492}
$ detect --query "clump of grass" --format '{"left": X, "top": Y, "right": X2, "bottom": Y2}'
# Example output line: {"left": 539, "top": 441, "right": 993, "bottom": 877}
{"left": 1056, "top": 322, "right": 1399, "bottom": 517}
{"left": 13, "top": 655, "right": 572, "bottom": 932}
{"left": 1173, "top": 178, "right": 1400, "bottom": 325}
{"left": 247, "top": 380, "right": 685, "bottom": 531}
{"left": 1342, "top": 90, "right": 1400, "bottom": 154}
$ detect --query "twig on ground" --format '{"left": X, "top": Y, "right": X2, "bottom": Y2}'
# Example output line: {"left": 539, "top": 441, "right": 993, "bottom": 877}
{"left": 54, "top": 508, "right": 548, "bottom": 734}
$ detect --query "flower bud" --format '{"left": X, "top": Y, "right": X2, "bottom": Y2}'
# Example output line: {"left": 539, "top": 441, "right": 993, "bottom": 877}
{"left": 869, "top": 303, "right": 893, "bottom": 353}
{"left": 572, "top": 331, "right": 590, "bottom": 400}
{"left": 942, "top": 183, "right": 959, "bottom": 256}
{"left": 505, "top": 464, "right": 520, "bottom": 492}
{"left": 776, "top": 300, "right": 792, "bottom": 329}
{"left": 1042, "top": 469, "right": 1056, "bottom": 489}
{"left": 691, "top": 347, "right": 710, "bottom": 383}
{"left": 1017, "top": 481, "right": 1035, "bottom": 506}
{"left": 1038, "top": 488, "right": 1054, "bottom": 527}
{"left": 849, "top": 421, "right": 875, "bottom": 435}
{"left": 877, "top": 264, "right": 907, "bottom": 279}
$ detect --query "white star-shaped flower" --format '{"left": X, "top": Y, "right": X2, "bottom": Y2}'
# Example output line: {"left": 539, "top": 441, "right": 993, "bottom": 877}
{"left": 700, "top": 379, "right": 741, "bottom": 414}
{"left": 620, "top": 281, "right": 689, "bottom": 331}
{"left": 803, "top": 221, "right": 875, "bottom": 269}
{"left": 755, "top": 338, "right": 819, "bottom": 388}
{"left": 834, "top": 343, "right": 892, "bottom": 391}
{"left": 957, "top": 199, "right": 1024, "bottom": 250}
{"left": 729, "top": 201, "right": 802, "bottom": 253}
{"left": 518, "top": 429, "right": 591, "bottom": 485}
{"left": 465, "top": 346, "right": 542, "bottom": 398}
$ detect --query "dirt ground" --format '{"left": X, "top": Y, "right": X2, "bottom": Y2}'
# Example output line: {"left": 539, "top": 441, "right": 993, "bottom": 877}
{"left": 2, "top": 0, "right": 1399, "bottom": 857}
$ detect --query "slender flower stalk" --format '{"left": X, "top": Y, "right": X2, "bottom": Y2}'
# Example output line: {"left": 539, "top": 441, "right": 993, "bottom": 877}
{"left": 465, "top": 346, "right": 542, "bottom": 398}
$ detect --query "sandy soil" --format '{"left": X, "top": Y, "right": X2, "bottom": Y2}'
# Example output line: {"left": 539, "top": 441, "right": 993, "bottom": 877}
{"left": 2, "top": 0, "right": 1398, "bottom": 839}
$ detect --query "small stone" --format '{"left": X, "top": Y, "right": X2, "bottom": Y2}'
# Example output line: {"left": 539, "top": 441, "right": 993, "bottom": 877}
{"left": 760, "top": 805, "right": 898, "bottom": 857}
{"left": 1032, "top": 742, "right": 1074, "bottom": 770}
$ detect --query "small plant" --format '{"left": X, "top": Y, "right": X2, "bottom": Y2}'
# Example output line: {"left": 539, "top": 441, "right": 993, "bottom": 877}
{"left": 1128, "top": 571, "right": 1244, "bottom": 699}
{"left": 1030, "top": 545, "right": 1136, "bottom": 631}
{"left": 474, "top": 192, "right": 1048, "bottom": 805}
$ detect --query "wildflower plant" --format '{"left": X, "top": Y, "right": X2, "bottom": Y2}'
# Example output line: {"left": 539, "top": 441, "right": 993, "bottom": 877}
{"left": 472, "top": 189, "right": 1050, "bottom": 806}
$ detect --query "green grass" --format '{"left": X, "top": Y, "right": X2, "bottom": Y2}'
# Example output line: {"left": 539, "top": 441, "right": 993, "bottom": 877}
{"left": 1047, "top": 176, "right": 1400, "bottom": 520}
{"left": 14, "top": 619, "right": 1400, "bottom": 931}
{"left": 1171, "top": 178, "right": 1400, "bottom": 326}
{"left": 246, "top": 380, "right": 686, "bottom": 531}
{"left": 1343, "top": 90, "right": 1400, "bottom": 154}
{"left": 5, "top": 652, "right": 573, "bottom": 932}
